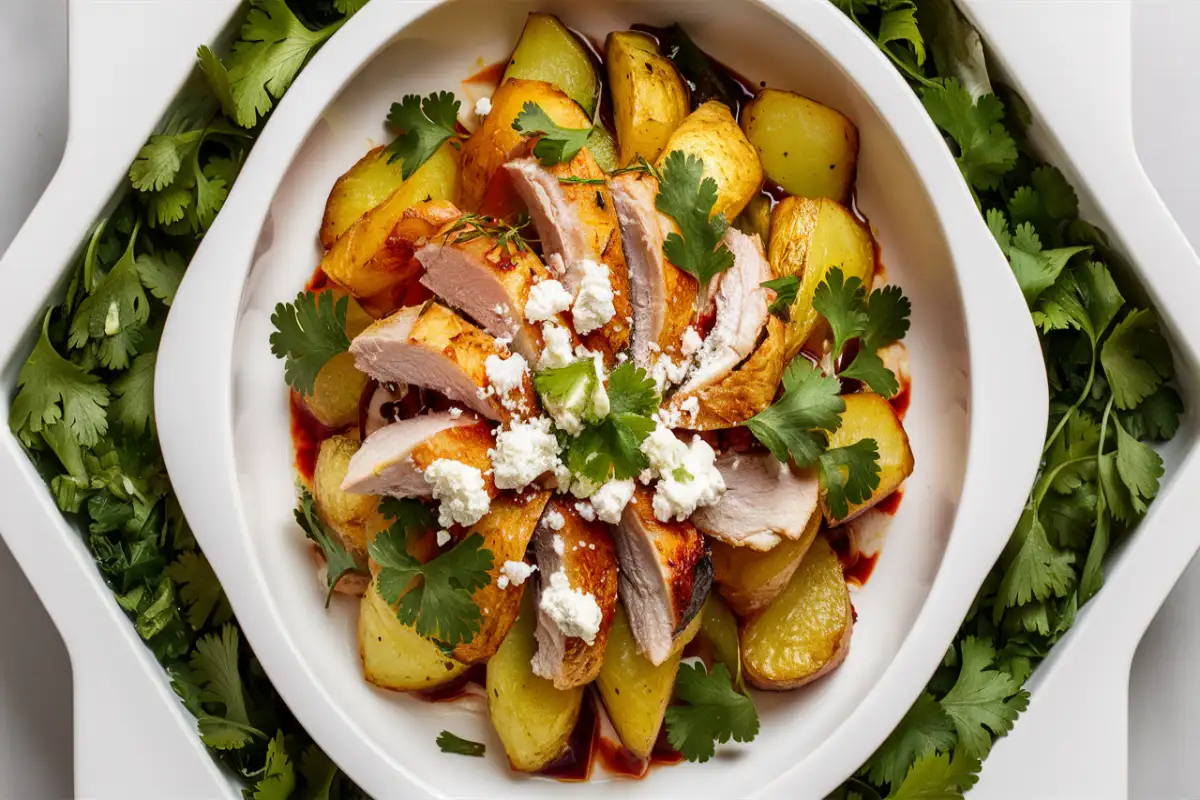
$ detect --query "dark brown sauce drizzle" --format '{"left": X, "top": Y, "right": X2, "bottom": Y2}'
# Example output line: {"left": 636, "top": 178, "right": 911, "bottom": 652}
{"left": 414, "top": 665, "right": 487, "bottom": 703}
{"left": 540, "top": 693, "right": 684, "bottom": 781}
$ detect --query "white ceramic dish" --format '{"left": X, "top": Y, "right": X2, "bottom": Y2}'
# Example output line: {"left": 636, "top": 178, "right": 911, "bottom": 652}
{"left": 153, "top": 1, "right": 1045, "bottom": 797}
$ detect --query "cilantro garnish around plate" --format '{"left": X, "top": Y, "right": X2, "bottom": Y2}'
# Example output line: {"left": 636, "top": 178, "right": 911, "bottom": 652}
{"left": 655, "top": 150, "right": 736, "bottom": 285}
{"left": 556, "top": 361, "right": 659, "bottom": 483}
{"left": 437, "top": 731, "right": 487, "bottom": 757}
{"left": 295, "top": 488, "right": 366, "bottom": 606}
{"left": 387, "top": 91, "right": 463, "bottom": 180}
{"left": 762, "top": 274, "right": 801, "bottom": 321}
{"left": 745, "top": 359, "right": 844, "bottom": 466}
{"left": 811, "top": 267, "right": 912, "bottom": 398}
{"left": 269, "top": 290, "right": 352, "bottom": 396}
{"left": 665, "top": 662, "right": 759, "bottom": 763}
{"left": 512, "top": 102, "right": 593, "bottom": 166}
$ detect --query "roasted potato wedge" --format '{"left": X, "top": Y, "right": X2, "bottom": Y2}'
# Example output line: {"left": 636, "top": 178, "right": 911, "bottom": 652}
{"left": 359, "top": 578, "right": 470, "bottom": 691}
{"left": 303, "top": 292, "right": 374, "bottom": 427}
{"left": 742, "top": 89, "right": 859, "bottom": 203}
{"left": 454, "top": 490, "right": 551, "bottom": 664}
{"left": 503, "top": 13, "right": 599, "bottom": 118}
{"left": 460, "top": 79, "right": 591, "bottom": 210}
{"left": 596, "top": 605, "right": 700, "bottom": 759}
{"left": 823, "top": 393, "right": 914, "bottom": 524}
{"left": 312, "top": 436, "right": 388, "bottom": 556}
{"left": 741, "top": 536, "right": 853, "bottom": 690}
{"left": 488, "top": 588, "right": 584, "bottom": 772}
{"left": 734, "top": 193, "right": 772, "bottom": 247}
{"left": 607, "top": 31, "right": 690, "bottom": 166}
{"left": 769, "top": 196, "right": 876, "bottom": 359}
{"left": 655, "top": 101, "right": 764, "bottom": 220}
{"left": 712, "top": 503, "right": 822, "bottom": 617}
{"left": 319, "top": 144, "right": 458, "bottom": 250}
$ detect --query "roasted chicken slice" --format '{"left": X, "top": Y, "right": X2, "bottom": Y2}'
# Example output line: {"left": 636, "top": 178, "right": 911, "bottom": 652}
{"left": 340, "top": 413, "right": 495, "bottom": 498}
{"left": 349, "top": 302, "right": 535, "bottom": 422}
{"left": 505, "top": 152, "right": 632, "bottom": 362}
{"left": 612, "top": 488, "right": 712, "bottom": 666}
{"left": 691, "top": 452, "right": 820, "bottom": 550}
{"left": 530, "top": 499, "right": 619, "bottom": 689}
{"left": 417, "top": 218, "right": 559, "bottom": 364}
{"left": 454, "top": 489, "right": 551, "bottom": 664}
{"left": 678, "top": 227, "right": 772, "bottom": 394}
{"left": 610, "top": 171, "right": 698, "bottom": 378}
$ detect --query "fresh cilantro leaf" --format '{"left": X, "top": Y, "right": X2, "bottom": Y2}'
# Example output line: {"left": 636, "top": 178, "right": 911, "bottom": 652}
{"left": 1032, "top": 166, "right": 1079, "bottom": 222}
{"left": 864, "top": 284, "right": 913, "bottom": 349}
{"left": 69, "top": 225, "right": 151, "bottom": 369}
{"left": 295, "top": 487, "right": 365, "bottom": 606}
{"left": 299, "top": 745, "right": 339, "bottom": 800}
{"left": 1011, "top": 221, "right": 1041, "bottom": 254}
{"left": 269, "top": 290, "right": 351, "bottom": 396}
{"left": 608, "top": 360, "right": 659, "bottom": 416}
{"left": 534, "top": 359, "right": 604, "bottom": 429}
{"left": 226, "top": 0, "right": 340, "bottom": 128}
{"left": 197, "top": 716, "right": 262, "bottom": 751}
{"left": 865, "top": 693, "right": 956, "bottom": 788}
{"left": 762, "top": 274, "right": 800, "bottom": 320}
{"left": 1044, "top": 411, "right": 1098, "bottom": 495}
{"left": 939, "top": 637, "right": 1028, "bottom": 758}
{"left": 820, "top": 439, "right": 882, "bottom": 521}
{"left": 920, "top": 78, "right": 1017, "bottom": 192}
{"left": 197, "top": 45, "right": 237, "bottom": 121}
{"left": 813, "top": 268, "right": 869, "bottom": 356}
{"left": 1077, "top": 492, "right": 1111, "bottom": 604}
{"left": 986, "top": 208, "right": 1011, "bottom": 256}
{"left": 380, "top": 496, "right": 438, "bottom": 535}
{"left": 665, "top": 662, "right": 759, "bottom": 763}
{"left": 130, "top": 130, "right": 204, "bottom": 192}
{"left": 1120, "top": 385, "right": 1183, "bottom": 441}
{"left": 887, "top": 749, "right": 981, "bottom": 800}
{"left": 387, "top": 92, "right": 461, "bottom": 180}
{"left": 746, "top": 359, "right": 844, "bottom": 465}
{"left": 997, "top": 506, "right": 1075, "bottom": 607}
{"left": 559, "top": 362, "right": 659, "bottom": 482}
{"left": 842, "top": 349, "right": 900, "bottom": 398}
{"left": 335, "top": 0, "right": 369, "bottom": 13}
{"left": 148, "top": 186, "right": 193, "bottom": 228}
{"left": 167, "top": 550, "right": 233, "bottom": 630}
{"left": 369, "top": 530, "right": 493, "bottom": 646}
{"left": 1101, "top": 309, "right": 1174, "bottom": 410}
{"left": 191, "top": 623, "right": 263, "bottom": 746}
{"left": 111, "top": 352, "right": 157, "bottom": 436}
{"left": 656, "top": 150, "right": 735, "bottom": 285}
{"left": 437, "top": 731, "right": 486, "bottom": 757}
{"left": 512, "top": 102, "right": 592, "bottom": 166}
{"left": 1098, "top": 450, "right": 1135, "bottom": 525}
{"left": 1112, "top": 415, "right": 1163, "bottom": 515}
{"left": 194, "top": 160, "right": 230, "bottom": 228}
{"left": 1040, "top": 481, "right": 1097, "bottom": 550}
{"left": 252, "top": 731, "right": 296, "bottom": 800}
{"left": 1008, "top": 244, "right": 1090, "bottom": 307}
{"left": 135, "top": 250, "right": 187, "bottom": 306}
{"left": 9, "top": 310, "right": 109, "bottom": 448}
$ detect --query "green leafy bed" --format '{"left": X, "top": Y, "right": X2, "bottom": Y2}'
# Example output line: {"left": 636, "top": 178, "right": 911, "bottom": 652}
{"left": 2, "top": 0, "right": 1180, "bottom": 797}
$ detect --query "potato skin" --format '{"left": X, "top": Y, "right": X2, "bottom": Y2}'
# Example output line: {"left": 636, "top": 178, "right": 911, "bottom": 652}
{"left": 359, "top": 578, "right": 470, "bottom": 691}
{"left": 823, "top": 393, "right": 914, "bottom": 524}
{"left": 607, "top": 31, "right": 690, "bottom": 167}
{"left": 742, "top": 89, "right": 859, "bottom": 204}
{"left": 312, "top": 436, "right": 387, "bottom": 556}
{"left": 487, "top": 588, "right": 584, "bottom": 772}
{"left": 655, "top": 101, "right": 764, "bottom": 221}
{"left": 460, "top": 79, "right": 590, "bottom": 211}
{"left": 712, "top": 504, "right": 822, "bottom": 617}
{"left": 741, "top": 536, "right": 853, "bottom": 690}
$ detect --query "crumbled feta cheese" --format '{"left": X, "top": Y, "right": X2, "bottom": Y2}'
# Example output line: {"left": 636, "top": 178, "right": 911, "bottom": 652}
{"left": 575, "top": 501, "right": 597, "bottom": 522}
{"left": 553, "top": 463, "right": 574, "bottom": 489}
{"left": 651, "top": 436, "right": 726, "bottom": 522}
{"left": 494, "top": 335, "right": 513, "bottom": 350}
{"left": 436, "top": 529, "right": 451, "bottom": 547}
{"left": 525, "top": 279, "right": 573, "bottom": 323}
{"left": 496, "top": 560, "right": 536, "bottom": 590}
{"left": 490, "top": 417, "right": 561, "bottom": 491}
{"left": 423, "top": 459, "right": 491, "bottom": 528}
{"left": 590, "top": 479, "right": 635, "bottom": 524}
{"left": 553, "top": 534, "right": 565, "bottom": 555}
{"left": 485, "top": 353, "right": 528, "bottom": 396}
{"left": 641, "top": 425, "right": 690, "bottom": 476}
{"left": 539, "top": 569, "right": 603, "bottom": 644}
{"left": 571, "top": 260, "right": 616, "bottom": 335}
{"left": 616, "top": 352, "right": 628, "bottom": 364}
{"left": 543, "top": 509, "right": 566, "bottom": 532}
{"left": 681, "top": 326, "right": 703, "bottom": 356}
{"left": 651, "top": 354, "right": 691, "bottom": 392}
{"left": 539, "top": 322, "right": 575, "bottom": 370}
{"left": 448, "top": 407, "right": 463, "bottom": 419}
{"left": 475, "top": 96, "right": 492, "bottom": 116}
{"left": 678, "top": 396, "right": 700, "bottom": 424}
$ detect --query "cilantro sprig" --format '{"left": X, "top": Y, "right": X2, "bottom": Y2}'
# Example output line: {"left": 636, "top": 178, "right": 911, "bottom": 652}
{"left": 269, "top": 290, "right": 352, "bottom": 396}
{"left": 437, "top": 731, "right": 487, "bottom": 757}
{"left": 665, "top": 662, "right": 759, "bottom": 763}
{"left": 512, "top": 102, "right": 592, "bottom": 166}
{"left": 387, "top": 91, "right": 463, "bottom": 180}
{"left": 811, "top": 267, "right": 912, "bottom": 398}
{"left": 656, "top": 150, "right": 736, "bottom": 285}
{"left": 294, "top": 488, "right": 366, "bottom": 607}
{"left": 551, "top": 361, "right": 659, "bottom": 483}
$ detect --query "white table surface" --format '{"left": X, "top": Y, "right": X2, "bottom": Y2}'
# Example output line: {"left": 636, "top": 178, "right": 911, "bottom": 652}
{"left": 0, "top": 2, "right": 1196, "bottom": 798}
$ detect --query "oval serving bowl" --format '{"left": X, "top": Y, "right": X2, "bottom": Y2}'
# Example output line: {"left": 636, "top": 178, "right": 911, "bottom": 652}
{"left": 156, "top": 0, "right": 1047, "bottom": 797}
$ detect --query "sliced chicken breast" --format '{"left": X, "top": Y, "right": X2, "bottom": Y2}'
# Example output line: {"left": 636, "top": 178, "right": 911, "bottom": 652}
{"left": 691, "top": 452, "right": 820, "bottom": 550}
{"left": 678, "top": 228, "right": 772, "bottom": 394}
{"left": 350, "top": 302, "right": 535, "bottom": 422}
{"left": 505, "top": 153, "right": 632, "bottom": 362}
{"left": 340, "top": 412, "right": 494, "bottom": 496}
{"left": 417, "top": 220, "right": 557, "bottom": 364}
{"left": 612, "top": 488, "right": 712, "bottom": 666}
{"left": 610, "top": 171, "right": 698, "bottom": 375}
{"left": 530, "top": 499, "right": 619, "bottom": 689}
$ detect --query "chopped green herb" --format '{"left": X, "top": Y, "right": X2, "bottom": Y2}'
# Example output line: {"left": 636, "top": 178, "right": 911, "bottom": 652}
{"left": 513, "top": 102, "right": 592, "bottom": 166}
{"left": 386, "top": 91, "right": 462, "bottom": 179}
{"left": 437, "top": 731, "right": 487, "bottom": 757}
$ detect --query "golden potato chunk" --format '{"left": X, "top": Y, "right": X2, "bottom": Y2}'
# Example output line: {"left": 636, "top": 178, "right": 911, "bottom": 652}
{"left": 741, "top": 536, "right": 852, "bottom": 690}
{"left": 312, "top": 436, "right": 388, "bottom": 556}
{"left": 742, "top": 89, "right": 859, "bottom": 204}
{"left": 503, "top": 13, "right": 600, "bottom": 118}
{"left": 359, "top": 578, "right": 470, "bottom": 691}
{"left": 712, "top": 504, "right": 822, "bottom": 617}
{"left": 824, "top": 393, "right": 914, "bottom": 524}
{"left": 607, "top": 31, "right": 690, "bottom": 166}
{"left": 655, "top": 101, "right": 763, "bottom": 221}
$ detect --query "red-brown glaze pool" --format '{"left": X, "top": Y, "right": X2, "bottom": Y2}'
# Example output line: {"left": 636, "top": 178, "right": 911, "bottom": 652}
{"left": 540, "top": 694, "right": 684, "bottom": 782}
{"left": 290, "top": 392, "right": 341, "bottom": 483}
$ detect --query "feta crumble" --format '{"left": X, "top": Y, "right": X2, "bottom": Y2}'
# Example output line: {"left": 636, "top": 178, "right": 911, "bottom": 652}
{"left": 539, "top": 569, "right": 603, "bottom": 644}
{"left": 649, "top": 435, "right": 726, "bottom": 522}
{"left": 475, "top": 96, "right": 492, "bottom": 116}
{"left": 575, "top": 501, "right": 597, "bottom": 522}
{"left": 543, "top": 508, "right": 566, "bottom": 532}
{"left": 681, "top": 326, "right": 703, "bottom": 356}
{"left": 485, "top": 353, "right": 528, "bottom": 396}
{"left": 552, "top": 533, "right": 565, "bottom": 555}
{"left": 436, "top": 529, "right": 451, "bottom": 547}
{"left": 571, "top": 260, "right": 616, "bottom": 335}
{"left": 538, "top": 322, "right": 575, "bottom": 370}
{"left": 590, "top": 479, "right": 635, "bottom": 524}
{"left": 423, "top": 459, "right": 491, "bottom": 528}
{"left": 490, "top": 417, "right": 561, "bottom": 491}
{"left": 525, "top": 279, "right": 573, "bottom": 323}
{"left": 448, "top": 407, "right": 463, "bottom": 419}
{"left": 496, "top": 559, "right": 536, "bottom": 590}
